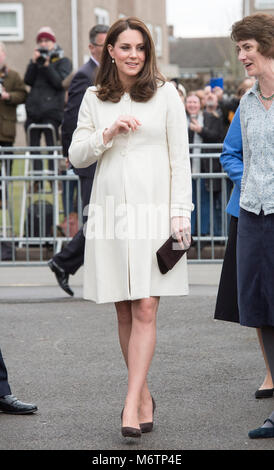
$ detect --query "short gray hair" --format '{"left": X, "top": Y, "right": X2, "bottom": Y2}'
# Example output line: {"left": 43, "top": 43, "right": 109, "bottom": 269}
{"left": 89, "top": 24, "right": 109, "bottom": 44}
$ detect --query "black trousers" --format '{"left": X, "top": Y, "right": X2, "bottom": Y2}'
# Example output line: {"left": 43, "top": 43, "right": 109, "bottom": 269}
{"left": 53, "top": 176, "right": 93, "bottom": 274}
{"left": 25, "top": 118, "right": 60, "bottom": 171}
{"left": 0, "top": 348, "right": 11, "bottom": 397}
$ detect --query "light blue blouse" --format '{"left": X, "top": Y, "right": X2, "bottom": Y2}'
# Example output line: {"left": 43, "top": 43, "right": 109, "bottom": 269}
{"left": 239, "top": 81, "right": 274, "bottom": 215}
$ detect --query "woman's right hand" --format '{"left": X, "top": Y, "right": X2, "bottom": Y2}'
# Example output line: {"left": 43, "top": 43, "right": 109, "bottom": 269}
{"left": 103, "top": 115, "right": 141, "bottom": 145}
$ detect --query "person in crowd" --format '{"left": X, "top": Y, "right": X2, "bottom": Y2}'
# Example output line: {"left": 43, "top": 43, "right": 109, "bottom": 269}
{"left": 213, "top": 78, "right": 256, "bottom": 128}
{"left": 48, "top": 24, "right": 108, "bottom": 297}
{"left": 185, "top": 93, "right": 209, "bottom": 236}
{"left": 193, "top": 89, "right": 205, "bottom": 109}
{"left": 170, "top": 77, "right": 186, "bottom": 104}
{"left": 224, "top": 77, "right": 256, "bottom": 124}
{"left": 24, "top": 27, "right": 72, "bottom": 180}
{"left": 230, "top": 13, "right": 274, "bottom": 439}
{"left": 203, "top": 91, "right": 227, "bottom": 236}
{"left": 214, "top": 106, "right": 274, "bottom": 398}
{"left": 0, "top": 346, "right": 37, "bottom": 414}
{"left": 186, "top": 92, "right": 225, "bottom": 237}
{"left": 0, "top": 41, "right": 27, "bottom": 202}
{"left": 69, "top": 17, "right": 193, "bottom": 438}
{"left": 202, "top": 85, "right": 211, "bottom": 108}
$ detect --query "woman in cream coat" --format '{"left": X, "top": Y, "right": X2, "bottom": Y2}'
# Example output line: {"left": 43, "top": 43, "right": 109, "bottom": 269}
{"left": 69, "top": 17, "right": 192, "bottom": 438}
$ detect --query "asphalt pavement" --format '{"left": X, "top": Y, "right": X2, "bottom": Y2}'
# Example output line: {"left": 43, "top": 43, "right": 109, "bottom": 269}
{"left": 0, "top": 264, "right": 274, "bottom": 452}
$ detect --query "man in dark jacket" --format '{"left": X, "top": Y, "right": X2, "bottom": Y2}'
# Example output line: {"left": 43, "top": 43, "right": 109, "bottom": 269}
{"left": 48, "top": 25, "right": 108, "bottom": 296}
{"left": 24, "top": 27, "right": 72, "bottom": 171}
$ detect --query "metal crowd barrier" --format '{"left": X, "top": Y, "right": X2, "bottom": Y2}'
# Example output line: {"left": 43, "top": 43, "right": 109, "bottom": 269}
{"left": 0, "top": 143, "right": 229, "bottom": 265}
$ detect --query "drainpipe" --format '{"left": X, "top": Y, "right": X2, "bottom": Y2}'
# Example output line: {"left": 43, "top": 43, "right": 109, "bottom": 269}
{"left": 71, "top": 0, "right": 79, "bottom": 70}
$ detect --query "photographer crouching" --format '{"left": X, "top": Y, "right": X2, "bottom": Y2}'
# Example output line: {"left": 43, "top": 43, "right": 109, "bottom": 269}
{"left": 24, "top": 27, "right": 72, "bottom": 181}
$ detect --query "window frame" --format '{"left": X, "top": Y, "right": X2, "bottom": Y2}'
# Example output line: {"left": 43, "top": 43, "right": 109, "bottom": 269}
{"left": 0, "top": 3, "right": 24, "bottom": 42}
{"left": 94, "top": 7, "right": 109, "bottom": 26}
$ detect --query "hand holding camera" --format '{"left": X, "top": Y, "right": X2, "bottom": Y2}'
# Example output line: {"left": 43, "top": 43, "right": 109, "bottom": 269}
{"left": 32, "top": 48, "right": 50, "bottom": 66}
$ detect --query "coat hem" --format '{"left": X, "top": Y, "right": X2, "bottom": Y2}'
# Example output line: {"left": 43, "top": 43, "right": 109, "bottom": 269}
{"left": 83, "top": 291, "right": 189, "bottom": 304}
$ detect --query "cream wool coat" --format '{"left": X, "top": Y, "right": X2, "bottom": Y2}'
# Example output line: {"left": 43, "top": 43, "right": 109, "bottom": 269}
{"left": 69, "top": 81, "right": 193, "bottom": 304}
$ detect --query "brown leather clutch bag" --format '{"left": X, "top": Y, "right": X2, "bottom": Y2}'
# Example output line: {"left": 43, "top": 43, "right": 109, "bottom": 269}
{"left": 156, "top": 236, "right": 193, "bottom": 274}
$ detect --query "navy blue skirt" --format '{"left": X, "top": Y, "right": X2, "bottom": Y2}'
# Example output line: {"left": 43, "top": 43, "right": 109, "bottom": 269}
{"left": 237, "top": 208, "right": 274, "bottom": 328}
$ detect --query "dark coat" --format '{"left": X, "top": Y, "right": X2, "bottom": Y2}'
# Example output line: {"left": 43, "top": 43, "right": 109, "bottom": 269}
{"left": 24, "top": 49, "right": 72, "bottom": 124}
{"left": 62, "top": 57, "right": 98, "bottom": 178}
{"left": 0, "top": 67, "right": 27, "bottom": 142}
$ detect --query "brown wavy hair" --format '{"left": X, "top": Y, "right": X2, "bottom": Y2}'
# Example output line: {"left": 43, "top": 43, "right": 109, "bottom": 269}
{"left": 231, "top": 13, "right": 274, "bottom": 59}
{"left": 95, "top": 17, "right": 165, "bottom": 102}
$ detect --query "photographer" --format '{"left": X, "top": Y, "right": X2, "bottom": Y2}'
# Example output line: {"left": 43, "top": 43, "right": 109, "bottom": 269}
{"left": 24, "top": 27, "right": 72, "bottom": 174}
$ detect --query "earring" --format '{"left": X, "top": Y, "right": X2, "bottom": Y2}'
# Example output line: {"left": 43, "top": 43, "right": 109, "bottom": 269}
{"left": 112, "top": 58, "right": 115, "bottom": 63}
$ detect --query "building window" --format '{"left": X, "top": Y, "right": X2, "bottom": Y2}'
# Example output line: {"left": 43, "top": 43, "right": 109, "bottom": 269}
{"left": 0, "top": 3, "right": 23, "bottom": 41}
{"left": 94, "top": 7, "right": 109, "bottom": 25}
{"left": 154, "top": 26, "right": 162, "bottom": 58}
{"left": 254, "top": 0, "right": 274, "bottom": 8}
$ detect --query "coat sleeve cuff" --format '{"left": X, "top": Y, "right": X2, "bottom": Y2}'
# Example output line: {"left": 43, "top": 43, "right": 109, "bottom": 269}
{"left": 93, "top": 128, "right": 114, "bottom": 157}
{"left": 170, "top": 203, "right": 194, "bottom": 219}
{"left": 170, "top": 208, "right": 192, "bottom": 219}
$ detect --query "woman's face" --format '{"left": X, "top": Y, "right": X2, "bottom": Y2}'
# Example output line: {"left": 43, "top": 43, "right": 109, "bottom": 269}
{"left": 236, "top": 38, "right": 270, "bottom": 77}
{"left": 108, "top": 28, "right": 146, "bottom": 86}
{"left": 186, "top": 95, "right": 201, "bottom": 116}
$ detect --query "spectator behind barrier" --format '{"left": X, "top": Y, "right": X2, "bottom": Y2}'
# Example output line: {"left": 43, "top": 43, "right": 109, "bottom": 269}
{"left": 0, "top": 41, "right": 27, "bottom": 206}
{"left": 0, "top": 42, "right": 27, "bottom": 152}
{"left": 186, "top": 92, "right": 225, "bottom": 237}
{"left": 24, "top": 26, "right": 72, "bottom": 180}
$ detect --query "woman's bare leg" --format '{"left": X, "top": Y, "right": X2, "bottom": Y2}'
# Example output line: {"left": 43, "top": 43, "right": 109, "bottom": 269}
{"left": 120, "top": 296, "right": 159, "bottom": 429}
{"left": 115, "top": 300, "right": 155, "bottom": 426}
{"left": 115, "top": 300, "right": 132, "bottom": 364}
{"left": 256, "top": 328, "right": 274, "bottom": 389}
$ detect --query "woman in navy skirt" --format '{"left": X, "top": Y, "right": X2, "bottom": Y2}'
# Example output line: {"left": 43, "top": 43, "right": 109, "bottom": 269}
{"left": 231, "top": 13, "right": 274, "bottom": 439}
{"left": 214, "top": 107, "right": 274, "bottom": 398}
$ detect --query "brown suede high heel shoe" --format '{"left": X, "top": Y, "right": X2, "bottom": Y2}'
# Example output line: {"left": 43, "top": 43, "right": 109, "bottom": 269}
{"left": 121, "top": 408, "right": 141, "bottom": 438}
{"left": 139, "top": 396, "right": 156, "bottom": 433}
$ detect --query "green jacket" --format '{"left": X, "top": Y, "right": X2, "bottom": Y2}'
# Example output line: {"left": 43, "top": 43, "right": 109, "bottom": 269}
{"left": 0, "top": 67, "right": 27, "bottom": 143}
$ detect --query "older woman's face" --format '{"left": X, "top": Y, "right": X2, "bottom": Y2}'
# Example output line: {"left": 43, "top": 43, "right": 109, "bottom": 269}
{"left": 236, "top": 38, "right": 271, "bottom": 77}
{"left": 186, "top": 95, "right": 201, "bottom": 115}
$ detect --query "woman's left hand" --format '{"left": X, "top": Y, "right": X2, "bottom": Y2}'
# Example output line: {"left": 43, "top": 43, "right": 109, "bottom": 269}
{"left": 171, "top": 216, "right": 191, "bottom": 249}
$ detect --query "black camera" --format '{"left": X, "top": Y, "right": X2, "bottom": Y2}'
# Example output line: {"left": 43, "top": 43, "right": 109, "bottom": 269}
{"left": 36, "top": 47, "right": 62, "bottom": 65}
{"left": 36, "top": 47, "right": 50, "bottom": 65}
{"left": 0, "top": 77, "right": 4, "bottom": 97}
